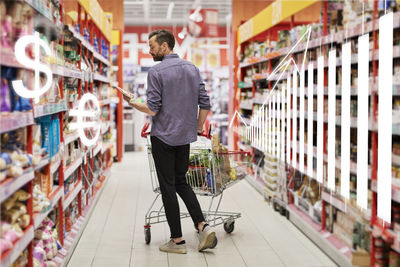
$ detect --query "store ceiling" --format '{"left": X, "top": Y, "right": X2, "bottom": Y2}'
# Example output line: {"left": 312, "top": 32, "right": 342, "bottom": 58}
{"left": 124, "top": 0, "right": 232, "bottom": 26}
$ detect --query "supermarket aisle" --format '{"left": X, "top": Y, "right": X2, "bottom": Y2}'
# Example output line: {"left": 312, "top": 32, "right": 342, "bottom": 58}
{"left": 68, "top": 152, "right": 337, "bottom": 267}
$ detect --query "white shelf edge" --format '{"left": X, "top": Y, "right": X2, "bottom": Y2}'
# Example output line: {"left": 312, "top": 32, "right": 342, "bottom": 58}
{"left": 56, "top": 172, "right": 110, "bottom": 266}
{"left": 50, "top": 157, "right": 61, "bottom": 174}
{"left": 0, "top": 170, "right": 34, "bottom": 203}
{"left": 0, "top": 226, "right": 34, "bottom": 267}
{"left": 288, "top": 205, "right": 352, "bottom": 267}
{"left": 64, "top": 131, "right": 79, "bottom": 145}
{"left": 64, "top": 156, "right": 83, "bottom": 179}
{"left": 34, "top": 157, "right": 50, "bottom": 171}
{"left": 34, "top": 186, "right": 63, "bottom": 229}
{"left": 63, "top": 181, "right": 83, "bottom": 210}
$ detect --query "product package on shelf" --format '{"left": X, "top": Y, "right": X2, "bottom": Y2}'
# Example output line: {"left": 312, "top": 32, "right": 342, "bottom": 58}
{"left": 34, "top": 216, "right": 61, "bottom": 267}
{"left": 1, "top": 67, "right": 32, "bottom": 113}
{"left": 35, "top": 115, "right": 60, "bottom": 159}
{"left": 10, "top": 248, "right": 28, "bottom": 267}
{"left": 64, "top": 198, "right": 80, "bottom": 236}
{"left": 34, "top": 168, "right": 52, "bottom": 198}
{"left": 0, "top": 190, "right": 31, "bottom": 255}
{"left": 0, "top": 129, "right": 39, "bottom": 181}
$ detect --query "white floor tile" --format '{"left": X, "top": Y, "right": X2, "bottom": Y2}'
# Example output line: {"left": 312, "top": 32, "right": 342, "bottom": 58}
{"left": 67, "top": 152, "right": 337, "bottom": 267}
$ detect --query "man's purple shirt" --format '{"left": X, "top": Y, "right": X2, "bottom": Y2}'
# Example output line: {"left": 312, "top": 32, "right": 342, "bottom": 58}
{"left": 146, "top": 54, "right": 211, "bottom": 146}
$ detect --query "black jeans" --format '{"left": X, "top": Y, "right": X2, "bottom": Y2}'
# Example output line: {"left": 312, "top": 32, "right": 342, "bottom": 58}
{"left": 151, "top": 136, "right": 205, "bottom": 238}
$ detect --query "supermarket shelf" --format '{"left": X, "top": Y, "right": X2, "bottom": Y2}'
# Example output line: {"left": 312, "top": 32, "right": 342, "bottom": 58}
{"left": 64, "top": 156, "right": 83, "bottom": 179}
{"left": 67, "top": 26, "right": 110, "bottom": 67}
{"left": 92, "top": 141, "right": 102, "bottom": 157}
{"left": 288, "top": 204, "right": 352, "bottom": 267}
{"left": 63, "top": 180, "right": 83, "bottom": 210}
{"left": 51, "top": 65, "right": 84, "bottom": 80}
{"left": 394, "top": 153, "right": 400, "bottom": 167}
{"left": 239, "top": 102, "right": 253, "bottom": 110}
{"left": 321, "top": 191, "right": 346, "bottom": 213}
{"left": 34, "top": 157, "right": 50, "bottom": 171}
{"left": 372, "top": 226, "right": 400, "bottom": 254}
{"left": 64, "top": 131, "right": 79, "bottom": 145}
{"left": 33, "top": 186, "right": 63, "bottom": 229}
{"left": 101, "top": 142, "right": 114, "bottom": 154}
{"left": 50, "top": 153, "right": 62, "bottom": 174}
{"left": 240, "top": 12, "right": 400, "bottom": 68}
{"left": 0, "top": 169, "right": 34, "bottom": 203}
{"left": 0, "top": 111, "right": 34, "bottom": 134}
{"left": 93, "top": 73, "right": 110, "bottom": 83}
{"left": 100, "top": 99, "right": 111, "bottom": 106}
{"left": 101, "top": 121, "right": 111, "bottom": 134}
{"left": 238, "top": 82, "right": 253, "bottom": 88}
{"left": 34, "top": 101, "right": 68, "bottom": 118}
{"left": 93, "top": 50, "right": 111, "bottom": 67}
{"left": 24, "top": 0, "right": 60, "bottom": 26}
{"left": 0, "top": 51, "right": 81, "bottom": 80}
{"left": 289, "top": 190, "right": 321, "bottom": 225}
{"left": 245, "top": 174, "right": 268, "bottom": 199}
{"left": 50, "top": 170, "right": 110, "bottom": 266}
{"left": 371, "top": 179, "right": 400, "bottom": 203}
{"left": 0, "top": 50, "right": 26, "bottom": 69}
{"left": 0, "top": 226, "right": 34, "bottom": 267}
{"left": 237, "top": 142, "right": 252, "bottom": 152}
{"left": 110, "top": 97, "right": 120, "bottom": 104}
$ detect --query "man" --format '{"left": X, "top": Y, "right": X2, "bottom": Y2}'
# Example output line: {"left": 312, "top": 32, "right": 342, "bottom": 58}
{"left": 125, "top": 29, "right": 215, "bottom": 254}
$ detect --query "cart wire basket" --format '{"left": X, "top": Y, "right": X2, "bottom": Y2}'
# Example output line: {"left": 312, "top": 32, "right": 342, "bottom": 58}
{"left": 141, "top": 122, "right": 251, "bottom": 246}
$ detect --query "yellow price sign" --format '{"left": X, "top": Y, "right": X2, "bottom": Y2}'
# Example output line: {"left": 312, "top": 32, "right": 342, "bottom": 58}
{"left": 238, "top": 0, "right": 317, "bottom": 44}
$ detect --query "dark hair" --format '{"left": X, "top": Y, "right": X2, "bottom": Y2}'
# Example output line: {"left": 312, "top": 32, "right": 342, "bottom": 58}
{"left": 148, "top": 29, "right": 175, "bottom": 50}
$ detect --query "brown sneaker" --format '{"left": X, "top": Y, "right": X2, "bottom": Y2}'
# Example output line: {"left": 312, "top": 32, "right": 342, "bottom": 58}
{"left": 198, "top": 225, "right": 216, "bottom": 251}
{"left": 159, "top": 240, "right": 187, "bottom": 254}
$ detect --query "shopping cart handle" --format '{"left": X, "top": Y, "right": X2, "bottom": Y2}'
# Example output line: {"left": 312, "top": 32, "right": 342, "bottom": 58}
{"left": 141, "top": 122, "right": 150, "bottom": 138}
{"left": 198, "top": 126, "right": 212, "bottom": 139}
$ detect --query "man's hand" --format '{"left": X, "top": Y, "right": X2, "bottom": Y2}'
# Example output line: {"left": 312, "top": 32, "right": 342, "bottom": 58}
{"left": 122, "top": 94, "right": 132, "bottom": 103}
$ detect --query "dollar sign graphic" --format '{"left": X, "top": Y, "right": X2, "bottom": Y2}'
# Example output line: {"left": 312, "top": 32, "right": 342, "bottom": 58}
{"left": 12, "top": 31, "right": 53, "bottom": 104}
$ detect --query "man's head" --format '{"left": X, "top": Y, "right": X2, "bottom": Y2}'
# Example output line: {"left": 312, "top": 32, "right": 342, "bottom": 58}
{"left": 148, "top": 29, "right": 175, "bottom": 61}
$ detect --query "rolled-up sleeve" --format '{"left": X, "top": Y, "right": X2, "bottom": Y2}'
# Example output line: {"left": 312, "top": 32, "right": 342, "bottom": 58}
{"left": 197, "top": 70, "right": 211, "bottom": 110}
{"left": 146, "top": 68, "right": 162, "bottom": 113}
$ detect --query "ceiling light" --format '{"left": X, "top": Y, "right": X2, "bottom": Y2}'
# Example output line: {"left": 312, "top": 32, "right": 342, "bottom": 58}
{"left": 178, "top": 27, "right": 187, "bottom": 39}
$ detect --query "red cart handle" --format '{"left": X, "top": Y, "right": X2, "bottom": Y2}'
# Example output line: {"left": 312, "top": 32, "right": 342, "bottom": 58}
{"left": 141, "top": 122, "right": 150, "bottom": 138}
{"left": 198, "top": 125, "right": 212, "bottom": 140}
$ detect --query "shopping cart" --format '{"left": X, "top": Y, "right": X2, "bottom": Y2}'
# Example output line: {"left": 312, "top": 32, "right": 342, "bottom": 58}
{"left": 141, "top": 122, "right": 251, "bottom": 247}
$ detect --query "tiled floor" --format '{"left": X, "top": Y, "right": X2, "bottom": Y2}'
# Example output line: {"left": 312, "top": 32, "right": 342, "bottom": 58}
{"left": 68, "top": 152, "right": 337, "bottom": 267}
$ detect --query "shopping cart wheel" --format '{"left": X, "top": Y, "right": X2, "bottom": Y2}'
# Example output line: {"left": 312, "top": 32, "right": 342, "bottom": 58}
{"left": 144, "top": 227, "right": 151, "bottom": 244}
{"left": 273, "top": 202, "right": 279, "bottom": 212}
{"left": 210, "top": 236, "right": 218, "bottom": 249}
{"left": 223, "top": 221, "right": 235, "bottom": 234}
